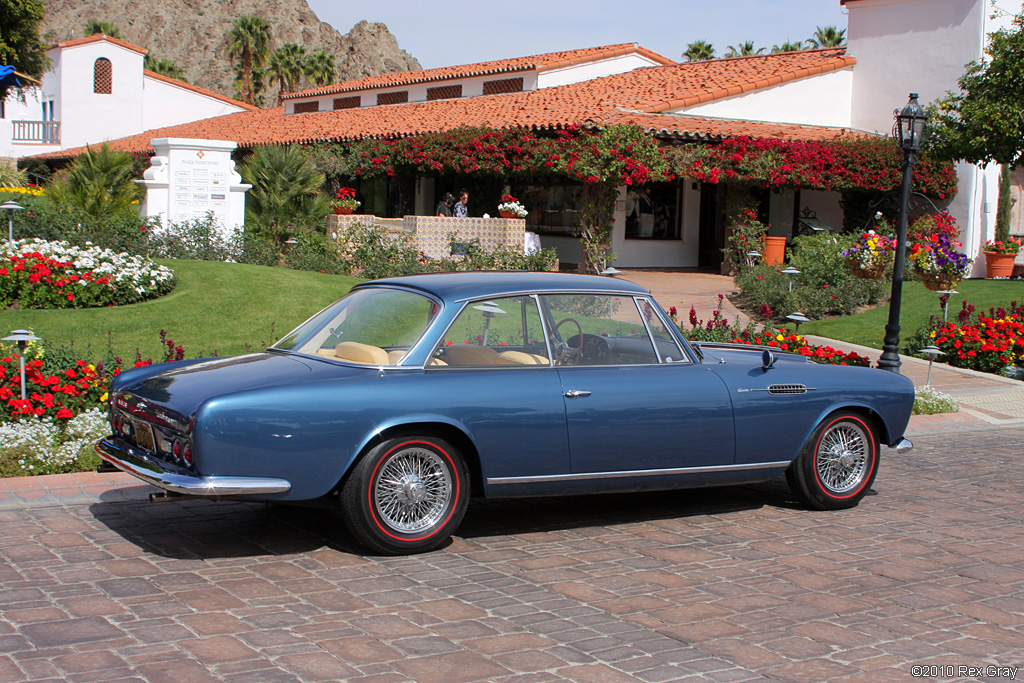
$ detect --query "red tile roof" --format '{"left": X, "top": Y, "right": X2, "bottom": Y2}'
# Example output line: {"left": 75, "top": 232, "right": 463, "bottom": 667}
{"left": 41, "top": 47, "right": 859, "bottom": 159}
{"left": 143, "top": 70, "right": 259, "bottom": 111}
{"left": 284, "top": 43, "right": 676, "bottom": 100}
{"left": 53, "top": 34, "right": 148, "bottom": 56}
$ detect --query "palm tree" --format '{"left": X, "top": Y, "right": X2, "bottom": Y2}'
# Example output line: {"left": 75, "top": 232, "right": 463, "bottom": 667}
{"left": 303, "top": 49, "right": 337, "bottom": 88}
{"left": 266, "top": 43, "right": 307, "bottom": 104}
{"left": 144, "top": 55, "right": 187, "bottom": 82}
{"left": 772, "top": 40, "right": 807, "bottom": 53}
{"left": 238, "top": 145, "right": 332, "bottom": 245}
{"left": 83, "top": 20, "right": 121, "bottom": 38}
{"left": 47, "top": 143, "right": 144, "bottom": 218}
{"left": 725, "top": 40, "right": 766, "bottom": 58}
{"left": 807, "top": 26, "right": 847, "bottom": 48}
{"left": 227, "top": 15, "right": 272, "bottom": 105}
{"left": 682, "top": 40, "right": 716, "bottom": 62}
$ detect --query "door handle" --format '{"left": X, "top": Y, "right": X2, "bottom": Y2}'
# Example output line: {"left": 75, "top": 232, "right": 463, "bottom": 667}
{"left": 563, "top": 389, "right": 592, "bottom": 398}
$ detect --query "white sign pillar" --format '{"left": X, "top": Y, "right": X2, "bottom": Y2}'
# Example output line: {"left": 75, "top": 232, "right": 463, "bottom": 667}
{"left": 137, "top": 138, "right": 250, "bottom": 239}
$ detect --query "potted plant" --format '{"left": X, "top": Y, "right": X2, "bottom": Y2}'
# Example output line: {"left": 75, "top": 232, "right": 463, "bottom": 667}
{"left": 909, "top": 234, "right": 973, "bottom": 290}
{"left": 497, "top": 194, "right": 528, "bottom": 219}
{"left": 982, "top": 237, "right": 1021, "bottom": 278}
{"left": 332, "top": 187, "right": 360, "bottom": 215}
{"left": 843, "top": 226, "right": 896, "bottom": 280}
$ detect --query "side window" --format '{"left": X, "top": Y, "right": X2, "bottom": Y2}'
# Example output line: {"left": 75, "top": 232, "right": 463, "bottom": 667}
{"left": 637, "top": 298, "right": 686, "bottom": 363}
{"left": 542, "top": 294, "right": 661, "bottom": 366}
{"left": 431, "top": 296, "right": 549, "bottom": 368}
{"left": 94, "top": 58, "right": 112, "bottom": 94}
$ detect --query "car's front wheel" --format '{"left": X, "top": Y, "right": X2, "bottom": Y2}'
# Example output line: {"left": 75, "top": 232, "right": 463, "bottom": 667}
{"left": 786, "top": 412, "right": 879, "bottom": 510}
{"left": 342, "top": 435, "right": 468, "bottom": 555}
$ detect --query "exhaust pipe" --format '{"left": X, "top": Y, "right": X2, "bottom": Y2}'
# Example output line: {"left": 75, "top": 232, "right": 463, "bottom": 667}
{"left": 149, "top": 491, "right": 187, "bottom": 503}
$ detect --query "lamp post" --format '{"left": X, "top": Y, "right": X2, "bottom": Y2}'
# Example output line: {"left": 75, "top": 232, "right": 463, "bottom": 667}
{"left": 1, "top": 200, "right": 24, "bottom": 244}
{"left": 2, "top": 329, "right": 42, "bottom": 400}
{"left": 786, "top": 312, "right": 809, "bottom": 334}
{"left": 877, "top": 93, "right": 928, "bottom": 374}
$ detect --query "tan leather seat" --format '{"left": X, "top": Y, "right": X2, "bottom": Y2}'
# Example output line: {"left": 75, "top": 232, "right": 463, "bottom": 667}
{"left": 495, "top": 350, "right": 549, "bottom": 365}
{"left": 387, "top": 349, "right": 406, "bottom": 364}
{"left": 334, "top": 341, "right": 389, "bottom": 365}
{"left": 443, "top": 343, "right": 499, "bottom": 366}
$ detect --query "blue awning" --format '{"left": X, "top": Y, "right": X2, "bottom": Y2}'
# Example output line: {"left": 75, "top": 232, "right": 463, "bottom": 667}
{"left": 0, "top": 65, "right": 25, "bottom": 89}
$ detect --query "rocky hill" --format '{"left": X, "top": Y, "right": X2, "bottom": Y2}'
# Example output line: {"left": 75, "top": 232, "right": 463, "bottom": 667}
{"left": 40, "top": 0, "right": 421, "bottom": 105}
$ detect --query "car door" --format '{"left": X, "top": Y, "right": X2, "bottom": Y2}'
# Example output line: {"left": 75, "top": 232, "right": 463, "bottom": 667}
{"left": 542, "top": 294, "right": 735, "bottom": 474}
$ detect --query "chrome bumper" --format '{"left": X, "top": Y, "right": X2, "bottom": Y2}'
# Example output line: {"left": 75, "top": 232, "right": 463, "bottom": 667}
{"left": 891, "top": 437, "right": 913, "bottom": 455}
{"left": 95, "top": 437, "right": 291, "bottom": 497}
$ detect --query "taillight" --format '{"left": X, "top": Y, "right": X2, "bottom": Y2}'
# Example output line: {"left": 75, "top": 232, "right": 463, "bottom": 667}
{"left": 172, "top": 440, "right": 182, "bottom": 462}
{"left": 182, "top": 443, "right": 193, "bottom": 466}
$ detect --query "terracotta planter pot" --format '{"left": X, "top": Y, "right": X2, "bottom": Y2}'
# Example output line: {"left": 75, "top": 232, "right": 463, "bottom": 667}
{"left": 761, "top": 236, "right": 786, "bottom": 266}
{"left": 983, "top": 250, "right": 1016, "bottom": 278}
{"left": 919, "top": 271, "right": 959, "bottom": 292}
{"left": 499, "top": 210, "right": 515, "bottom": 218}
{"left": 333, "top": 206, "right": 354, "bottom": 215}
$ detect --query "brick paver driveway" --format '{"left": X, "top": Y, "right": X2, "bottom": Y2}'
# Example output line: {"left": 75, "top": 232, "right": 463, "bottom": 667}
{"left": 1, "top": 427, "right": 1022, "bottom": 683}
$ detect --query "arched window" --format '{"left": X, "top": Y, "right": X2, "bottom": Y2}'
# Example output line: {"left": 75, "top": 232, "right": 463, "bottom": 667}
{"left": 94, "top": 58, "right": 112, "bottom": 94}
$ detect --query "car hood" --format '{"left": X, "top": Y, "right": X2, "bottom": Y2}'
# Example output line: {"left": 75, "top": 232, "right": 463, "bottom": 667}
{"left": 112, "top": 352, "right": 318, "bottom": 426}
{"left": 694, "top": 342, "right": 809, "bottom": 367}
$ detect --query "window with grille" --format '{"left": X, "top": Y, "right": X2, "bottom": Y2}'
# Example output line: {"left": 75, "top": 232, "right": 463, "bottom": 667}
{"left": 482, "top": 77, "right": 523, "bottom": 95}
{"left": 377, "top": 91, "right": 409, "bottom": 105}
{"left": 333, "top": 96, "right": 360, "bottom": 110}
{"left": 293, "top": 101, "right": 320, "bottom": 113}
{"left": 426, "top": 84, "right": 462, "bottom": 101}
{"left": 94, "top": 58, "right": 112, "bottom": 94}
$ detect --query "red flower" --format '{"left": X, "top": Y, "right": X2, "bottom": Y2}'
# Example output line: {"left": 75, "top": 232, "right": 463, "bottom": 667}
{"left": 55, "top": 408, "right": 74, "bottom": 419}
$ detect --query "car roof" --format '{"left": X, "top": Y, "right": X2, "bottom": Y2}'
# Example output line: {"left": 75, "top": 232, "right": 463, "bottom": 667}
{"left": 358, "top": 271, "right": 651, "bottom": 302}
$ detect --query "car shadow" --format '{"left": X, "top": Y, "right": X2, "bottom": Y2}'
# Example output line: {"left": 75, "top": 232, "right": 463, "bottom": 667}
{"left": 89, "top": 477, "right": 804, "bottom": 560}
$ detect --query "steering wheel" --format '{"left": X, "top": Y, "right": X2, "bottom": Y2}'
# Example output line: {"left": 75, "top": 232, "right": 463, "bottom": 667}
{"left": 551, "top": 317, "right": 583, "bottom": 365}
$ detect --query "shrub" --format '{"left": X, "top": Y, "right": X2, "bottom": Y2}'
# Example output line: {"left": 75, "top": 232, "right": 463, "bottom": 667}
{"left": 45, "top": 143, "right": 145, "bottom": 219}
{"left": 913, "top": 300, "right": 1024, "bottom": 375}
{"left": 912, "top": 386, "right": 959, "bottom": 415}
{"left": 285, "top": 231, "right": 347, "bottom": 274}
{"left": 735, "top": 232, "right": 889, "bottom": 321}
{"left": 440, "top": 233, "right": 558, "bottom": 272}
{"left": 239, "top": 144, "right": 332, "bottom": 245}
{"left": 150, "top": 213, "right": 239, "bottom": 261}
{"left": 336, "top": 222, "right": 425, "bottom": 279}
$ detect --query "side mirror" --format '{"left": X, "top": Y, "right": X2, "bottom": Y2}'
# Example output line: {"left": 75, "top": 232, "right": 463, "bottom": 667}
{"left": 761, "top": 348, "right": 777, "bottom": 371}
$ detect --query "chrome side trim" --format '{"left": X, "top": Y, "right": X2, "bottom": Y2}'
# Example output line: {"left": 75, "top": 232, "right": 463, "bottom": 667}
{"left": 892, "top": 438, "right": 913, "bottom": 455}
{"left": 486, "top": 460, "right": 791, "bottom": 485}
{"left": 95, "top": 438, "right": 291, "bottom": 496}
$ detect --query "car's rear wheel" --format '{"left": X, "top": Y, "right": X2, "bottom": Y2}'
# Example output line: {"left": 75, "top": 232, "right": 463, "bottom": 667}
{"left": 786, "top": 412, "right": 879, "bottom": 510}
{"left": 342, "top": 435, "right": 468, "bottom": 555}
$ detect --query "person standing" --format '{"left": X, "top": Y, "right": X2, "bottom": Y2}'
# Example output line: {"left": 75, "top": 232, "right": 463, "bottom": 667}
{"left": 435, "top": 192, "right": 455, "bottom": 216}
{"left": 454, "top": 189, "right": 469, "bottom": 217}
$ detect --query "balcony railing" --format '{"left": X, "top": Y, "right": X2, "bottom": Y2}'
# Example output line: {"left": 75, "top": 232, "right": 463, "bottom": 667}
{"left": 12, "top": 120, "right": 60, "bottom": 144}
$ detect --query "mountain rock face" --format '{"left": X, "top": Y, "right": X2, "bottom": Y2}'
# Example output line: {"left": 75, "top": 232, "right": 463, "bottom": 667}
{"left": 40, "top": 0, "right": 421, "bottom": 104}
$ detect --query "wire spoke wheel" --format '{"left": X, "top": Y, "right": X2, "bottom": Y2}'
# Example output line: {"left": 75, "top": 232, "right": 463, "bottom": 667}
{"left": 374, "top": 446, "right": 452, "bottom": 534}
{"left": 815, "top": 422, "right": 869, "bottom": 494}
{"left": 786, "top": 412, "right": 879, "bottom": 511}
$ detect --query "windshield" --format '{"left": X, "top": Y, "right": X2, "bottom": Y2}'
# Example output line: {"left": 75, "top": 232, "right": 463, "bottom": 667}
{"left": 273, "top": 287, "right": 438, "bottom": 365}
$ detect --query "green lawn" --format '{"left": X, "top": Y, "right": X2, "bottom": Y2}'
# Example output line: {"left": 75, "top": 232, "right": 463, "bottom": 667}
{"left": 1, "top": 260, "right": 360, "bottom": 361}
{"left": 799, "top": 279, "right": 1023, "bottom": 349}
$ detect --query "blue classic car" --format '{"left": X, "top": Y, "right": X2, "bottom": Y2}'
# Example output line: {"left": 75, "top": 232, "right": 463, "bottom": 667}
{"left": 97, "top": 272, "right": 914, "bottom": 555}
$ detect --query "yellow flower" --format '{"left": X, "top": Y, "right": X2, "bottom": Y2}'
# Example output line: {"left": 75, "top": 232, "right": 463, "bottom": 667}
{"left": 930, "top": 330, "right": 936, "bottom": 338}
{"left": 100, "top": 392, "right": 109, "bottom": 403}
{"left": 776, "top": 334, "right": 784, "bottom": 341}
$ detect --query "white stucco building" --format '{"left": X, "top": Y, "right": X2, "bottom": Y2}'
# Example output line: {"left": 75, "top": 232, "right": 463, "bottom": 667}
{"left": 0, "top": 34, "right": 255, "bottom": 161}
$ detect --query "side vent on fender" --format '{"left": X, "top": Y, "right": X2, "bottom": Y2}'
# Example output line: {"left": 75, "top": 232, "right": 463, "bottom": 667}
{"left": 768, "top": 384, "right": 808, "bottom": 395}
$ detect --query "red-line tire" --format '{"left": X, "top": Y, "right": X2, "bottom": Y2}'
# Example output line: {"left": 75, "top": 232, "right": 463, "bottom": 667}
{"left": 342, "top": 436, "right": 468, "bottom": 555}
{"left": 786, "top": 412, "right": 879, "bottom": 510}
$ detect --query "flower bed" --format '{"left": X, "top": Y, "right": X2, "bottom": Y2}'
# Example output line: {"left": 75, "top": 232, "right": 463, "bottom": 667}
{"left": 1, "top": 239, "right": 175, "bottom": 309}
{"left": 926, "top": 301, "right": 1024, "bottom": 375}
{"left": 0, "top": 408, "right": 109, "bottom": 477}
{"left": 674, "top": 298, "right": 871, "bottom": 366}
